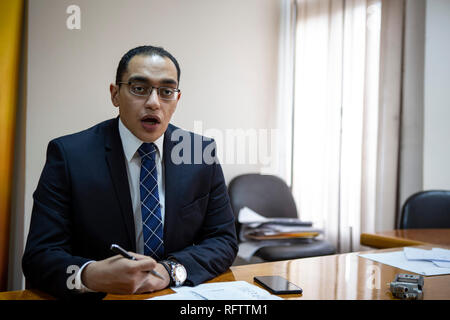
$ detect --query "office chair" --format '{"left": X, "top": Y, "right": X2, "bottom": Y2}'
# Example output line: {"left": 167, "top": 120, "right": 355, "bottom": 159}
{"left": 228, "top": 173, "right": 335, "bottom": 262}
{"left": 398, "top": 190, "right": 450, "bottom": 229}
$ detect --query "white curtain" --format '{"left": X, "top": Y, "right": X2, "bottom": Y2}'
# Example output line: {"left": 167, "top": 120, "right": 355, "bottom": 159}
{"left": 290, "top": 0, "right": 403, "bottom": 252}
{"left": 269, "top": 0, "right": 296, "bottom": 184}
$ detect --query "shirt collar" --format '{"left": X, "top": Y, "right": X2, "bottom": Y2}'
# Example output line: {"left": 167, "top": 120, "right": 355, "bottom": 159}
{"left": 118, "top": 117, "right": 164, "bottom": 162}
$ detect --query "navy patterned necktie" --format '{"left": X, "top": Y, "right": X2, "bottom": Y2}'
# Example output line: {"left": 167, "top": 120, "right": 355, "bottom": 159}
{"left": 138, "top": 142, "right": 164, "bottom": 260}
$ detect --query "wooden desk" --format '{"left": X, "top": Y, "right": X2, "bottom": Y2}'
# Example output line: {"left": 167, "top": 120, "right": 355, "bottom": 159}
{"left": 360, "top": 229, "right": 450, "bottom": 249}
{"left": 1, "top": 246, "right": 449, "bottom": 300}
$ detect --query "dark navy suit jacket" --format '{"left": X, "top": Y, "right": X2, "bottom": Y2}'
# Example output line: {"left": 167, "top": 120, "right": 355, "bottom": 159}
{"left": 22, "top": 117, "right": 238, "bottom": 299}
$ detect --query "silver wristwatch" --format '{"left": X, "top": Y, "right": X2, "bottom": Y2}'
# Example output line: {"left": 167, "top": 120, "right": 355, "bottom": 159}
{"left": 161, "top": 260, "right": 187, "bottom": 287}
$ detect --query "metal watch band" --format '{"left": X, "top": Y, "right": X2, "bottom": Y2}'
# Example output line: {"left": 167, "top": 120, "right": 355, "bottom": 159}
{"left": 161, "top": 259, "right": 185, "bottom": 287}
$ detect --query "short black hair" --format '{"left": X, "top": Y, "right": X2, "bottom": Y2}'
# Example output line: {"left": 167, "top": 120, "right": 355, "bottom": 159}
{"left": 115, "top": 45, "right": 181, "bottom": 86}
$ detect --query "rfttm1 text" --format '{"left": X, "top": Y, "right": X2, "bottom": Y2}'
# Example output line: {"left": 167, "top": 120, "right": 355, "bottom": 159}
{"left": 180, "top": 304, "right": 268, "bottom": 317}
{"left": 224, "top": 304, "right": 268, "bottom": 315}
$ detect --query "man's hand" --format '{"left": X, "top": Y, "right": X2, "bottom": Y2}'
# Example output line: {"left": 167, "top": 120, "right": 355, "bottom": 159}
{"left": 81, "top": 252, "right": 170, "bottom": 294}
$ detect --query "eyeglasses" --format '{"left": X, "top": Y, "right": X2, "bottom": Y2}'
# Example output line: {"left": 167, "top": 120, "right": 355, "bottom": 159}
{"left": 118, "top": 81, "right": 180, "bottom": 101}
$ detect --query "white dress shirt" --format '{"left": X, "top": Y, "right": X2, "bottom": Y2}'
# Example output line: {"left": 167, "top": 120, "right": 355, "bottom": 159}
{"left": 74, "top": 118, "right": 165, "bottom": 292}
{"left": 118, "top": 118, "right": 166, "bottom": 254}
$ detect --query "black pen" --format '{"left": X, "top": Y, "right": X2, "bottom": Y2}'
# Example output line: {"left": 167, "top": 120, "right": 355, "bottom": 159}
{"left": 110, "top": 244, "right": 165, "bottom": 280}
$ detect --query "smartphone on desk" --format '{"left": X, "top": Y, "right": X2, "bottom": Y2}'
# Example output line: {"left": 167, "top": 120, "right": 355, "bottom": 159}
{"left": 254, "top": 276, "right": 303, "bottom": 295}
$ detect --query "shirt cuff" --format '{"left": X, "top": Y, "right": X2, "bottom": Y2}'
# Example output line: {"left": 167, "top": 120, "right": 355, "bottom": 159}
{"left": 74, "top": 260, "right": 96, "bottom": 293}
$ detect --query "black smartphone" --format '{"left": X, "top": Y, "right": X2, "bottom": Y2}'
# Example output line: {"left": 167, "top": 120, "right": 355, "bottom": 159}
{"left": 254, "top": 276, "right": 303, "bottom": 295}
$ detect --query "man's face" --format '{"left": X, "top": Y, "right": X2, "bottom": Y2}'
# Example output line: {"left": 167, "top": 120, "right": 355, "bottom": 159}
{"left": 110, "top": 54, "right": 181, "bottom": 142}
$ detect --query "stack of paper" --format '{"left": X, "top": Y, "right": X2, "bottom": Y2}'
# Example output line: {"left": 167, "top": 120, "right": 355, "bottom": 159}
{"left": 237, "top": 207, "right": 322, "bottom": 261}
{"left": 238, "top": 206, "right": 313, "bottom": 227}
{"left": 148, "top": 281, "right": 283, "bottom": 300}
{"left": 238, "top": 207, "right": 320, "bottom": 240}
{"left": 403, "top": 247, "right": 450, "bottom": 268}
{"left": 359, "top": 247, "right": 450, "bottom": 276}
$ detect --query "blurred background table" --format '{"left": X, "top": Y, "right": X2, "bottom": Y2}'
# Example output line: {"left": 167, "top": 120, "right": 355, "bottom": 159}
{"left": 360, "top": 229, "right": 450, "bottom": 249}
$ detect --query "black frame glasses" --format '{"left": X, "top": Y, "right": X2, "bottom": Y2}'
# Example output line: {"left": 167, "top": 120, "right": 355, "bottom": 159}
{"left": 118, "top": 81, "right": 180, "bottom": 101}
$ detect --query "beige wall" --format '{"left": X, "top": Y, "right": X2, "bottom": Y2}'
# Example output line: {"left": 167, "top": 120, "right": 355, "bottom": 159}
{"left": 398, "top": 0, "right": 425, "bottom": 217}
{"left": 10, "top": 0, "right": 280, "bottom": 290}
{"left": 423, "top": 0, "right": 450, "bottom": 190}
{"left": 399, "top": 0, "right": 450, "bottom": 219}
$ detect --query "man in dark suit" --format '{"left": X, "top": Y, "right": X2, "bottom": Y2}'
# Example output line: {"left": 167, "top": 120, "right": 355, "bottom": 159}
{"left": 22, "top": 46, "right": 238, "bottom": 299}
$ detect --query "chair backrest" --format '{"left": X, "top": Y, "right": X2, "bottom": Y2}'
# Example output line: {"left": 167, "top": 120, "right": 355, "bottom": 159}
{"left": 228, "top": 174, "right": 298, "bottom": 227}
{"left": 398, "top": 190, "right": 450, "bottom": 229}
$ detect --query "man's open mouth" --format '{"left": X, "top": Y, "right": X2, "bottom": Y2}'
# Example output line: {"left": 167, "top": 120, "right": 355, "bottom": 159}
{"left": 141, "top": 115, "right": 161, "bottom": 125}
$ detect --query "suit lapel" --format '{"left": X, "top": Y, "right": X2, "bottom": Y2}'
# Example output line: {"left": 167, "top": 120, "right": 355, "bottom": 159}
{"left": 102, "top": 121, "right": 187, "bottom": 255}
{"left": 104, "top": 117, "right": 136, "bottom": 252}
{"left": 163, "top": 124, "right": 188, "bottom": 253}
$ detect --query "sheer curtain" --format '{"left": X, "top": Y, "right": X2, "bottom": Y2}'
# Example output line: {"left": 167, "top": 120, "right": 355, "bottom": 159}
{"left": 290, "top": 0, "right": 403, "bottom": 252}
{"left": 270, "top": 0, "right": 296, "bottom": 184}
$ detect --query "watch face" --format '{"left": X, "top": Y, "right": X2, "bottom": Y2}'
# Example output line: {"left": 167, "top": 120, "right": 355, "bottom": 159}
{"left": 174, "top": 265, "right": 187, "bottom": 282}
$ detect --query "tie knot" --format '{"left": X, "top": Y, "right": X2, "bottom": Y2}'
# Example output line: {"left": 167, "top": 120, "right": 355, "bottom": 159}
{"left": 138, "top": 142, "right": 157, "bottom": 159}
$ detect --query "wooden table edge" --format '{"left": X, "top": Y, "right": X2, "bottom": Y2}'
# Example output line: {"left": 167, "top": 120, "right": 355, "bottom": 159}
{"left": 360, "top": 232, "right": 426, "bottom": 249}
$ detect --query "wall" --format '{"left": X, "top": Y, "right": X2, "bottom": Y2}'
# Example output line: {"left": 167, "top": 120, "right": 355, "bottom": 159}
{"left": 399, "top": 0, "right": 450, "bottom": 219}
{"left": 423, "top": 0, "right": 450, "bottom": 190}
{"left": 9, "top": 0, "right": 280, "bottom": 290}
{"left": 398, "top": 0, "right": 425, "bottom": 215}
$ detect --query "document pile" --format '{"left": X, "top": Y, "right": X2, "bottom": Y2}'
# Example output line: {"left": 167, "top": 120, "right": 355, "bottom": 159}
{"left": 148, "top": 281, "right": 283, "bottom": 300}
{"left": 403, "top": 247, "right": 450, "bottom": 268}
{"left": 237, "top": 207, "right": 323, "bottom": 261}
{"left": 360, "top": 247, "right": 450, "bottom": 276}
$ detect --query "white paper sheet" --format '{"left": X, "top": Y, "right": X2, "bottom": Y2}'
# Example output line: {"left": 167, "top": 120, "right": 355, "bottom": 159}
{"left": 148, "top": 281, "right": 284, "bottom": 300}
{"left": 433, "top": 260, "right": 450, "bottom": 268}
{"left": 237, "top": 207, "right": 313, "bottom": 227}
{"left": 237, "top": 241, "right": 268, "bottom": 261}
{"left": 359, "top": 250, "right": 450, "bottom": 276}
{"left": 404, "top": 247, "right": 450, "bottom": 262}
{"left": 238, "top": 207, "right": 270, "bottom": 225}
{"left": 237, "top": 238, "right": 315, "bottom": 262}
{"left": 150, "top": 291, "right": 208, "bottom": 300}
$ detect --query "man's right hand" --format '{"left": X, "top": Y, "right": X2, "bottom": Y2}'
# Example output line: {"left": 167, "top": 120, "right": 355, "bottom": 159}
{"left": 81, "top": 253, "right": 170, "bottom": 294}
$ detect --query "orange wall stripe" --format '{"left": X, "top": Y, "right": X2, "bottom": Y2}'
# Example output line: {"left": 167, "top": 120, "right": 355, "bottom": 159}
{"left": 0, "top": 0, "right": 24, "bottom": 291}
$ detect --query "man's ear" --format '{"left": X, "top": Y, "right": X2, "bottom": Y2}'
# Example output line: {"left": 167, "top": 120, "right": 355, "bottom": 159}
{"left": 110, "top": 83, "right": 120, "bottom": 107}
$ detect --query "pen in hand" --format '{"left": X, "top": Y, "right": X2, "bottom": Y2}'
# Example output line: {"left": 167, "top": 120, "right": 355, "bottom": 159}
{"left": 110, "top": 244, "right": 165, "bottom": 280}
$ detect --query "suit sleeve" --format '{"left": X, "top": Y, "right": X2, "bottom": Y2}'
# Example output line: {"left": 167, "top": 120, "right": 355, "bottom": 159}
{"left": 22, "top": 139, "right": 105, "bottom": 300}
{"left": 169, "top": 157, "right": 239, "bottom": 286}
